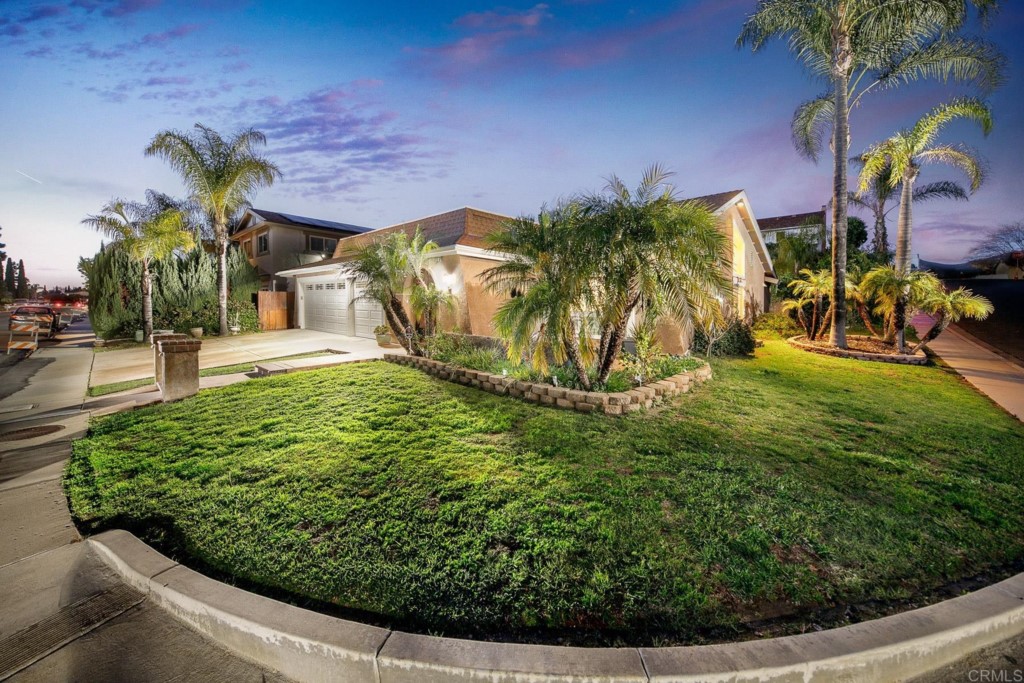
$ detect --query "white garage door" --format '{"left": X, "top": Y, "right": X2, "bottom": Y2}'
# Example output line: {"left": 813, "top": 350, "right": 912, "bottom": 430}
{"left": 302, "top": 279, "right": 351, "bottom": 335}
{"left": 353, "top": 283, "right": 386, "bottom": 338}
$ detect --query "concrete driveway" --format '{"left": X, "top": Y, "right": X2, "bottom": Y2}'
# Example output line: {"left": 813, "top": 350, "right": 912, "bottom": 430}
{"left": 89, "top": 328, "right": 393, "bottom": 386}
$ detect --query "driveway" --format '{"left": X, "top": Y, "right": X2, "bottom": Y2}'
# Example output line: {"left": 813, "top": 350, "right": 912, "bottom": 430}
{"left": 89, "top": 328, "right": 394, "bottom": 386}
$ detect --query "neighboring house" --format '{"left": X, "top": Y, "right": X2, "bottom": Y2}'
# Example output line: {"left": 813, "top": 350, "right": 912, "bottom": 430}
{"left": 758, "top": 208, "right": 828, "bottom": 250}
{"left": 275, "top": 193, "right": 776, "bottom": 351}
{"left": 231, "top": 209, "right": 372, "bottom": 291}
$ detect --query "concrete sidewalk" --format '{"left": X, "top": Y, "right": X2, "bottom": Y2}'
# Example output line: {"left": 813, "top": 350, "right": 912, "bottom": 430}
{"left": 0, "top": 321, "right": 290, "bottom": 681}
{"left": 89, "top": 328, "right": 391, "bottom": 387}
{"left": 912, "top": 313, "right": 1024, "bottom": 422}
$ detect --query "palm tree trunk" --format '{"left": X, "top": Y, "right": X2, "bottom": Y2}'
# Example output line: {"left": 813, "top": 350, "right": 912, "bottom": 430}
{"left": 873, "top": 204, "right": 888, "bottom": 259}
{"left": 384, "top": 302, "right": 413, "bottom": 354}
{"left": 389, "top": 295, "right": 421, "bottom": 356}
{"left": 596, "top": 294, "right": 639, "bottom": 384}
{"left": 810, "top": 297, "right": 821, "bottom": 340}
{"left": 857, "top": 302, "right": 880, "bottom": 338}
{"left": 563, "top": 321, "right": 591, "bottom": 391}
{"left": 829, "top": 53, "right": 850, "bottom": 349}
{"left": 141, "top": 258, "right": 153, "bottom": 341}
{"left": 893, "top": 298, "right": 907, "bottom": 354}
{"left": 818, "top": 302, "right": 834, "bottom": 341}
{"left": 911, "top": 312, "right": 947, "bottom": 354}
{"left": 893, "top": 172, "right": 917, "bottom": 351}
{"left": 216, "top": 225, "right": 229, "bottom": 337}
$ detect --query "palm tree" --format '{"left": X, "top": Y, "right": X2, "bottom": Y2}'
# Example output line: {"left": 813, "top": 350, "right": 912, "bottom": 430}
{"left": 348, "top": 231, "right": 420, "bottom": 355}
{"left": 859, "top": 98, "right": 991, "bottom": 274}
{"left": 740, "top": 0, "right": 1004, "bottom": 349}
{"left": 788, "top": 268, "right": 832, "bottom": 340}
{"left": 482, "top": 203, "right": 595, "bottom": 388}
{"left": 850, "top": 157, "right": 968, "bottom": 258}
{"left": 577, "top": 165, "right": 731, "bottom": 383}
{"left": 911, "top": 286, "right": 993, "bottom": 353}
{"left": 145, "top": 124, "right": 281, "bottom": 337}
{"left": 860, "top": 266, "right": 942, "bottom": 352}
{"left": 82, "top": 191, "right": 195, "bottom": 340}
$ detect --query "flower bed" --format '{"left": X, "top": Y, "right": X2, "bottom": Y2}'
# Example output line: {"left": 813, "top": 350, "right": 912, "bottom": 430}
{"left": 787, "top": 335, "right": 928, "bottom": 365}
{"left": 383, "top": 353, "right": 711, "bottom": 415}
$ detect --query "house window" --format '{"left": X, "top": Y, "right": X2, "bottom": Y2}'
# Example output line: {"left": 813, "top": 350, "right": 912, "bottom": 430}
{"left": 308, "top": 235, "right": 338, "bottom": 253}
{"left": 242, "top": 238, "right": 253, "bottom": 258}
{"left": 325, "top": 283, "right": 335, "bottom": 290}
{"left": 256, "top": 232, "right": 269, "bottom": 256}
{"left": 305, "top": 284, "right": 313, "bottom": 291}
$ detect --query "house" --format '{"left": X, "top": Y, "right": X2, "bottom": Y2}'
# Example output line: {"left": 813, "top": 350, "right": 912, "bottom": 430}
{"left": 230, "top": 209, "right": 372, "bottom": 291}
{"left": 758, "top": 209, "right": 828, "bottom": 250}
{"left": 274, "top": 193, "right": 776, "bottom": 350}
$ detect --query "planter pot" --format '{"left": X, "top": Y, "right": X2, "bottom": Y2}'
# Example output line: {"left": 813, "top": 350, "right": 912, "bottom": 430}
{"left": 375, "top": 333, "right": 392, "bottom": 347}
{"left": 229, "top": 326, "right": 241, "bottom": 336}
{"left": 134, "top": 329, "right": 144, "bottom": 343}
{"left": 94, "top": 339, "right": 106, "bottom": 348}
{"left": 189, "top": 327, "right": 203, "bottom": 339}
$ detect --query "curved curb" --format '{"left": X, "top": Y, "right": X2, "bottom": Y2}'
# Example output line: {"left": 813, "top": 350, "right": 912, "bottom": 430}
{"left": 787, "top": 335, "right": 928, "bottom": 365}
{"left": 88, "top": 530, "right": 1024, "bottom": 682}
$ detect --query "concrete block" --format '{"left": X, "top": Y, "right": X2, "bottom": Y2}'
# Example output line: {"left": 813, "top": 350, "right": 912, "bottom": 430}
{"left": 539, "top": 395, "right": 555, "bottom": 405}
{"left": 606, "top": 392, "right": 632, "bottom": 406}
{"left": 575, "top": 402, "right": 596, "bottom": 413}
{"left": 555, "top": 398, "right": 574, "bottom": 409}
{"left": 530, "top": 384, "right": 549, "bottom": 397}
{"left": 470, "top": 379, "right": 482, "bottom": 388}
{"left": 564, "top": 389, "right": 587, "bottom": 403}
{"left": 157, "top": 339, "right": 200, "bottom": 402}
{"left": 584, "top": 392, "right": 610, "bottom": 406}
{"left": 547, "top": 387, "right": 568, "bottom": 400}
{"left": 603, "top": 403, "right": 624, "bottom": 415}
{"left": 524, "top": 392, "right": 541, "bottom": 403}
{"left": 513, "top": 380, "right": 532, "bottom": 393}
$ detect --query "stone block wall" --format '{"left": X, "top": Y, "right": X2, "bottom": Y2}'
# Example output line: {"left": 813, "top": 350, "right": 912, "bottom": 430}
{"left": 787, "top": 336, "right": 928, "bottom": 365}
{"left": 382, "top": 354, "right": 712, "bottom": 416}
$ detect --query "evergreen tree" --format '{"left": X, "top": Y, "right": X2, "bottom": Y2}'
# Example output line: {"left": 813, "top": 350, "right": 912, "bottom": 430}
{"left": 0, "top": 224, "right": 6, "bottom": 262}
{"left": 4, "top": 258, "right": 15, "bottom": 296}
{"left": 16, "top": 259, "right": 29, "bottom": 299}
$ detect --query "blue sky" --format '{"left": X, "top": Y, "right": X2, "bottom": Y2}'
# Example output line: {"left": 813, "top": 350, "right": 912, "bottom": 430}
{"left": 1, "top": 0, "right": 1021, "bottom": 287}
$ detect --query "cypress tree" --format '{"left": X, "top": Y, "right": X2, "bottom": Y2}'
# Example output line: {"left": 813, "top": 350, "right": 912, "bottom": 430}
{"left": 4, "top": 258, "right": 14, "bottom": 296}
{"left": 16, "top": 259, "right": 29, "bottom": 299}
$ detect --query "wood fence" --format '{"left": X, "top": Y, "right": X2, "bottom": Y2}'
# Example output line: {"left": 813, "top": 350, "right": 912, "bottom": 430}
{"left": 257, "top": 291, "right": 293, "bottom": 331}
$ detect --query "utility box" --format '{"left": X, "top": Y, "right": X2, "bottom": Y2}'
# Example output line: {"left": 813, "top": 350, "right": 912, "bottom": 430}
{"left": 156, "top": 337, "right": 201, "bottom": 402}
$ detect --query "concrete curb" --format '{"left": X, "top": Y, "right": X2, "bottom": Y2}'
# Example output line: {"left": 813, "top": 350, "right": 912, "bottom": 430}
{"left": 87, "top": 530, "right": 1024, "bottom": 682}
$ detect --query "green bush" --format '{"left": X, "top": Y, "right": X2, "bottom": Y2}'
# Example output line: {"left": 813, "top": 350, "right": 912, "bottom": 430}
{"left": 752, "top": 312, "right": 802, "bottom": 340}
{"left": 692, "top": 318, "right": 756, "bottom": 357}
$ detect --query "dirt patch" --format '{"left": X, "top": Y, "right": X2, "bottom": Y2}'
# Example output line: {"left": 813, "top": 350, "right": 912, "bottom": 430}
{"left": 802, "top": 337, "right": 902, "bottom": 355}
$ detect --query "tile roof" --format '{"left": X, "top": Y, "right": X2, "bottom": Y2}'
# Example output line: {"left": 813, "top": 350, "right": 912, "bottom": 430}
{"left": 757, "top": 210, "right": 827, "bottom": 233}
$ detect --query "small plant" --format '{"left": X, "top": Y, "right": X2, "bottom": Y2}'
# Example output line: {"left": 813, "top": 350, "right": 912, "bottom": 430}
{"left": 692, "top": 317, "right": 756, "bottom": 357}
{"left": 752, "top": 312, "right": 802, "bottom": 340}
{"left": 373, "top": 324, "right": 390, "bottom": 336}
{"left": 620, "top": 317, "right": 663, "bottom": 386}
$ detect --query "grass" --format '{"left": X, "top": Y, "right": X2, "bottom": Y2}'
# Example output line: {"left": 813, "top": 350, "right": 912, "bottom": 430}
{"left": 86, "top": 351, "right": 340, "bottom": 397}
{"left": 66, "top": 341, "right": 1024, "bottom": 645}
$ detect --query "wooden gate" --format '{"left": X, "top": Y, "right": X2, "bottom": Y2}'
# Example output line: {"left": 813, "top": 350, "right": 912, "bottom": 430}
{"left": 257, "top": 291, "right": 293, "bottom": 331}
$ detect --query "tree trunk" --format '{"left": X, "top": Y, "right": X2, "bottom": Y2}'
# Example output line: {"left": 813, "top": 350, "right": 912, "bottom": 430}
{"left": 388, "top": 295, "right": 421, "bottom": 356}
{"left": 829, "top": 45, "right": 851, "bottom": 349}
{"left": 893, "top": 298, "right": 907, "bottom": 354}
{"left": 596, "top": 295, "right": 639, "bottom": 384}
{"left": 818, "top": 302, "right": 834, "bottom": 341}
{"left": 563, "top": 321, "right": 591, "bottom": 391}
{"left": 857, "top": 302, "right": 880, "bottom": 338}
{"left": 809, "top": 297, "right": 821, "bottom": 340}
{"left": 141, "top": 258, "right": 153, "bottom": 341}
{"left": 911, "top": 313, "right": 947, "bottom": 354}
{"left": 216, "top": 224, "right": 229, "bottom": 337}
{"left": 893, "top": 171, "right": 917, "bottom": 351}
{"left": 873, "top": 204, "right": 888, "bottom": 259}
{"left": 384, "top": 302, "right": 412, "bottom": 354}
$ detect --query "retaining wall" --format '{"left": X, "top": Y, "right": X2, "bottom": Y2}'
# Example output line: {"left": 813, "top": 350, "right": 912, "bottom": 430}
{"left": 382, "top": 353, "right": 712, "bottom": 415}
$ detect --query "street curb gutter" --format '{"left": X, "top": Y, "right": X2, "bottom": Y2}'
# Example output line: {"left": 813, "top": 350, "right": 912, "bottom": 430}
{"left": 89, "top": 531, "right": 1024, "bottom": 682}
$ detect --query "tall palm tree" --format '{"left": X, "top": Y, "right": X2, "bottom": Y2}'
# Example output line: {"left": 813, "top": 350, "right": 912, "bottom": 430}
{"left": 483, "top": 203, "right": 595, "bottom": 388}
{"left": 145, "top": 124, "right": 281, "bottom": 336}
{"left": 740, "top": 0, "right": 1004, "bottom": 349}
{"left": 82, "top": 191, "right": 195, "bottom": 340}
{"left": 578, "top": 165, "right": 731, "bottom": 383}
{"left": 860, "top": 265, "right": 942, "bottom": 352}
{"left": 912, "top": 286, "right": 993, "bottom": 353}
{"left": 850, "top": 157, "right": 968, "bottom": 258}
{"left": 859, "top": 97, "right": 991, "bottom": 274}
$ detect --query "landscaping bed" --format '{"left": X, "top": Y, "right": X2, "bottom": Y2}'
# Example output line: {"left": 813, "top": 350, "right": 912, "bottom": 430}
{"left": 65, "top": 341, "right": 1024, "bottom": 646}
{"left": 788, "top": 335, "right": 927, "bottom": 365}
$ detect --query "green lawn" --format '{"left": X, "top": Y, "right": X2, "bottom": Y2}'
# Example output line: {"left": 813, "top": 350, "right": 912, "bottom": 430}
{"left": 86, "top": 351, "right": 340, "bottom": 397}
{"left": 66, "top": 341, "right": 1024, "bottom": 644}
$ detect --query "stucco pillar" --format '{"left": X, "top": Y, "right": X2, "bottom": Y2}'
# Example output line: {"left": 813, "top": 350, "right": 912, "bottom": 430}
{"left": 157, "top": 338, "right": 201, "bottom": 402}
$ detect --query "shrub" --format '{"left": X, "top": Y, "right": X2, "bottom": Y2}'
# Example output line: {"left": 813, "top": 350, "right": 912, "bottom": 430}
{"left": 692, "top": 318, "right": 756, "bottom": 357}
{"left": 752, "top": 312, "right": 802, "bottom": 340}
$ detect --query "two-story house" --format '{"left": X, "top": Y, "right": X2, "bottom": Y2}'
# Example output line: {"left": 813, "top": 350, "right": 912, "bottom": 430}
{"left": 231, "top": 209, "right": 372, "bottom": 291}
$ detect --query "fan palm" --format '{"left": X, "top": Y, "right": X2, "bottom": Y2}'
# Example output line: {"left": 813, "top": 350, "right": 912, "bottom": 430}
{"left": 850, "top": 157, "right": 968, "bottom": 258}
{"left": 577, "top": 164, "right": 731, "bottom": 383}
{"left": 145, "top": 124, "right": 281, "bottom": 336}
{"left": 740, "top": 0, "right": 1004, "bottom": 349}
{"left": 860, "top": 266, "right": 942, "bottom": 352}
{"left": 912, "top": 286, "right": 993, "bottom": 353}
{"left": 482, "top": 203, "right": 595, "bottom": 388}
{"left": 82, "top": 191, "right": 195, "bottom": 340}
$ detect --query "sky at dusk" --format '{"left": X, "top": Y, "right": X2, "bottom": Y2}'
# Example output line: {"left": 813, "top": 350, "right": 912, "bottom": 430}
{"left": 1, "top": 0, "right": 1022, "bottom": 287}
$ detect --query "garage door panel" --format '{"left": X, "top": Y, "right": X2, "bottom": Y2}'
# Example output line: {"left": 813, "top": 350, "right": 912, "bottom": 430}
{"left": 301, "top": 278, "right": 352, "bottom": 335}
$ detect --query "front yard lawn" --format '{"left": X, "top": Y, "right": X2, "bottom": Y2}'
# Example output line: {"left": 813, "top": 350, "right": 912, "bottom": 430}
{"left": 66, "top": 340, "right": 1024, "bottom": 644}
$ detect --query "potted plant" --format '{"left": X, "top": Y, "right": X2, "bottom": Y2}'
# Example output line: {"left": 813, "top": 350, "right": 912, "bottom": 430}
{"left": 374, "top": 324, "right": 392, "bottom": 347}
{"left": 229, "top": 313, "right": 241, "bottom": 336}
{"left": 189, "top": 326, "right": 203, "bottom": 339}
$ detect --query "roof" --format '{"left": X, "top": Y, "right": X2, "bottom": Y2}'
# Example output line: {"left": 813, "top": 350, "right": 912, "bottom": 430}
{"left": 686, "top": 190, "right": 744, "bottom": 212}
{"left": 233, "top": 209, "right": 372, "bottom": 238}
{"left": 757, "top": 210, "right": 827, "bottom": 233}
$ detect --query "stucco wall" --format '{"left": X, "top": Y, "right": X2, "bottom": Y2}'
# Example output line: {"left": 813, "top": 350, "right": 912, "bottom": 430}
{"left": 457, "top": 255, "right": 507, "bottom": 336}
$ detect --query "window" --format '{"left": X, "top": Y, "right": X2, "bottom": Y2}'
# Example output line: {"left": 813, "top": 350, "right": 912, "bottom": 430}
{"left": 256, "top": 232, "right": 269, "bottom": 255}
{"left": 242, "top": 238, "right": 253, "bottom": 258}
{"left": 315, "top": 284, "right": 324, "bottom": 290}
{"left": 325, "top": 283, "right": 335, "bottom": 290}
{"left": 308, "top": 235, "right": 338, "bottom": 253}
{"left": 305, "top": 284, "right": 313, "bottom": 291}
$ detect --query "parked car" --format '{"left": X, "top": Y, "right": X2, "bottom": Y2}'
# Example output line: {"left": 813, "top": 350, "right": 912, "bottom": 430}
{"left": 9, "top": 305, "right": 60, "bottom": 338}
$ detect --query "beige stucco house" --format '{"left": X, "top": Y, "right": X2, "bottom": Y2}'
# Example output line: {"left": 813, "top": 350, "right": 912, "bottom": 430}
{"left": 275, "top": 192, "right": 775, "bottom": 349}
